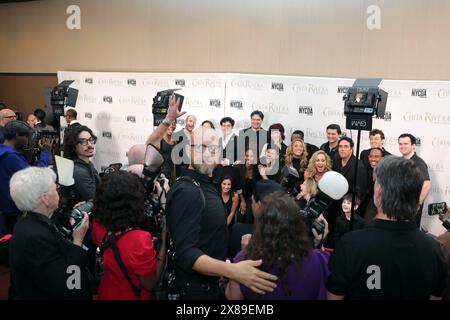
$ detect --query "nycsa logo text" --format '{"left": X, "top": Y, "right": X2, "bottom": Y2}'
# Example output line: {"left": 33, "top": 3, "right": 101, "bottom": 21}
{"left": 271, "top": 82, "right": 284, "bottom": 91}
{"left": 411, "top": 88, "right": 427, "bottom": 98}
{"left": 210, "top": 99, "right": 221, "bottom": 107}
{"left": 230, "top": 100, "right": 243, "bottom": 110}
{"left": 298, "top": 106, "right": 313, "bottom": 116}
{"left": 337, "top": 86, "right": 351, "bottom": 94}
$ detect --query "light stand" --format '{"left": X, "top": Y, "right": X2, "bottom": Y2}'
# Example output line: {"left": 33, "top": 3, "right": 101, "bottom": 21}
{"left": 343, "top": 79, "right": 388, "bottom": 231}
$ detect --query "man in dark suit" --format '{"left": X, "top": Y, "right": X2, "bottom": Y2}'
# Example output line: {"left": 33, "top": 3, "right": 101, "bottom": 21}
{"left": 214, "top": 117, "right": 238, "bottom": 179}
{"left": 62, "top": 108, "right": 81, "bottom": 149}
{"left": 64, "top": 108, "right": 81, "bottom": 131}
{"left": 33, "top": 108, "right": 54, "bottom": 131}
{"left": 238, "top": 110, "right": 269, "bottom": 164}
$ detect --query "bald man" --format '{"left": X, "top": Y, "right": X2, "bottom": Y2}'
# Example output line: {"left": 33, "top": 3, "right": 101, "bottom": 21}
{"left": 0, "top": 108, "right": 17, "bottom": 144}
{"left": 166, "top": 127, "right": 277, "bottom": 300}
{"left": 126, "top": 143, "right": 147, "bottom": 177}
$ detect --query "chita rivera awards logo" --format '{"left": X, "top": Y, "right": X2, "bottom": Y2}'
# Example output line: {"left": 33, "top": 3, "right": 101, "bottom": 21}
{"left": 432, "top": 137, "right": 450, "bottom": 148}
{"left": 292, "top": 83, "right": 328, "bottom": 95}
{"left": 230, "top": 79, "right": 264, "bottom": 91}
{"left": 403, "top": 112, "right": 450, "bottom": 125}
{"left": 251, "top": 102, "right": 288, "bottom": 114}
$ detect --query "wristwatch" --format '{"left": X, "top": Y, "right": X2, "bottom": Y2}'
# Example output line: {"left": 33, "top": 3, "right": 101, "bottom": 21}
{"left": 161, "top": 117, "right": 171, "bottom": 126}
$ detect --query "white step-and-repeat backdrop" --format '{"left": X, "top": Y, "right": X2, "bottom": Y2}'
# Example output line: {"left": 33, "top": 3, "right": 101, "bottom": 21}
{"left": 58, "top": 71, "right": 450, "bottom": 231}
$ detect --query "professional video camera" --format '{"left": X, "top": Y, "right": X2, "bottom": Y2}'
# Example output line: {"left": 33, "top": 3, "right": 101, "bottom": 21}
{"left": 22, "top": 129, "right": 60, "bottom": 165}
{"left": 299, "top": 171, "right": 348, "bottom": 235}
{"left": 152, "top": 89, "right": 184, "bottom": 126}
{"left": 50, "top": 80, "right": 79, "bottom": 118}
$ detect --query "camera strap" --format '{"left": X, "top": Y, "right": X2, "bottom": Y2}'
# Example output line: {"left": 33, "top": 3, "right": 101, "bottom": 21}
{"left": 100, "top": 227, "right": 142, "bottom": 297}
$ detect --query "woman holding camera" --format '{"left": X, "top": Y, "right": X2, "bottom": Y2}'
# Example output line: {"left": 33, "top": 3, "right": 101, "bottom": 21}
{"left": 92, "top": 171, "right": 167, "bottom": 300}
{"left": 9, "top": 167, "right": 91, "bottom": 299}
{"left": 225, "top": 192, "right": 329, "bottom": 300}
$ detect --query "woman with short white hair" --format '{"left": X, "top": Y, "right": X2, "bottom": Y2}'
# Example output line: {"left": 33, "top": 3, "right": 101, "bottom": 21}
{"left": 8, "top": 167, "right": 91, "bottom": 299}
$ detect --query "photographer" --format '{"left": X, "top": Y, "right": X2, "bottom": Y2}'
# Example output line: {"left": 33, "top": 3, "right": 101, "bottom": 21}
{"left": 91, "top": 171, "right": 166, "bottom": 300}
{"left": 226, "top": 192, "right": 330, "bottom": 300}
{"left": 437, "top": 206, "right": 450, "bottom": 299}
{"left": 166, "top": 127, "right": 277, "bottom": 300}
{"left": 0, "top": 120, "right": 52, "bottom": 234}
{"left": 9, "top": 167, "right": 91, "bottom": 299}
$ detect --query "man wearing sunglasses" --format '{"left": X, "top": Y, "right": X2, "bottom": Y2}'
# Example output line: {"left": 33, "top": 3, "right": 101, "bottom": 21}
{"left": 0, "top": 120, "right": 52, "bottom": 235}
{"left": 63, "top": 125, "right": 100, "bottom": 208}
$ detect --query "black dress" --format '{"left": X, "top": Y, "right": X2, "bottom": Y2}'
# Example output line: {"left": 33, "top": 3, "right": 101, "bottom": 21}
{"left": 160, "top": 138, "right": 176, "bottom": 184}
{"left": 222, "top": 193, "right": 235, "bottom": 228}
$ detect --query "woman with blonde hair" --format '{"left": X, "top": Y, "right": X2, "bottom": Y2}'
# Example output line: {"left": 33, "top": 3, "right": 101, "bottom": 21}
{"left": 284, "top": 138, "right": 309, "bottom": 179}
{"left": 304, "top": 150, "right": 332, "bottom": 182}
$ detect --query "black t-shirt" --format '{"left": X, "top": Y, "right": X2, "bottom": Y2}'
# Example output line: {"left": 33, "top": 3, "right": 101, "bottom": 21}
{"left": 320, "top": 142, "right": 340, "bottom": 166}
{"left": 410, "top": 153, "right": 430, "bottom": 181}
{"left": 334, "top": 214, "right": 365, "bottom": 245}
{"left": 166, "top": 168, "right": 228, "bottom": 280}
{"left": 327, "top": 219, "right": 448, "bottom": 299}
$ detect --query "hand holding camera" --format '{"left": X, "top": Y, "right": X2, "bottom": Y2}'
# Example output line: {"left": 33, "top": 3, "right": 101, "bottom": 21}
{"left": 312, "top": 214, "right": 329, "bottom": 247}
{"left": 71, "top": 212, "right": 89, "bottom": 247}
{"left": 166, "top": 94, "right": 186, "bottom": 123}
{"left": 38, "top": 136, "right": 56, "bottom": 152}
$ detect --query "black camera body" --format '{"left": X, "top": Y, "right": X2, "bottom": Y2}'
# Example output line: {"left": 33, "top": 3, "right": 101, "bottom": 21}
{"left": 152, "top": 89, "right": 184, "bottom": 126}
{"left": 299, "top": 192, "right": 334, "bottom": 236}
{"left": 68, "top": 201, "right": 94, "bottom": 230}
{"left": 280, "top": 166, "right": 300, "bottom": 197}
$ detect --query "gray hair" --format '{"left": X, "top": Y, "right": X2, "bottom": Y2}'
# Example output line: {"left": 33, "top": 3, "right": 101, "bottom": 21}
{"left": 373, "top": 156, "right": 424, "bottom": 221}
{"left": 10, "top": 167, "right": 56, "bottom": 212}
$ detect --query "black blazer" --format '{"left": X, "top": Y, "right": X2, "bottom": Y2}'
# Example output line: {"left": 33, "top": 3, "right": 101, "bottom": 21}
{"left": 333, "top": 155, "right": 368, "bottom": 203}
{"left": 9, "top": 212, "right": 91, "bottom": 299}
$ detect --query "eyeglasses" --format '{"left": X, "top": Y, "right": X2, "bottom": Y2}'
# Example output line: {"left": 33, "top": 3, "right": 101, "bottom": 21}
{"left": 78, "top": 136, "right": 97, "bottom": 146}
{"left": 3, "top": 115, "right": 17, "bottom": 119}
{"left": 191, "top": 144, "right": 220, "bottom": 153}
